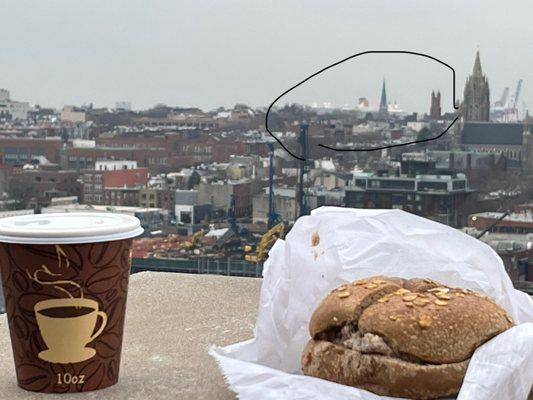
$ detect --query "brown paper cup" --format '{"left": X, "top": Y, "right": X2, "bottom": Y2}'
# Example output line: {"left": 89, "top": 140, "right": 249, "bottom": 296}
{"left": 0, "top": 213, "right": 142, "bottom": 393}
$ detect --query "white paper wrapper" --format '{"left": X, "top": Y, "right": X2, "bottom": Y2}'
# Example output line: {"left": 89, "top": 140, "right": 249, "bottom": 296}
{"left": 210, "top": 207, "right": 533, "bottom": 399}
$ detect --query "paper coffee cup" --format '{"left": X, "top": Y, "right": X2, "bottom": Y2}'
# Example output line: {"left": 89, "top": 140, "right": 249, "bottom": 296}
{"left": 0, "top": 213, "right": 143, "bottom": 393}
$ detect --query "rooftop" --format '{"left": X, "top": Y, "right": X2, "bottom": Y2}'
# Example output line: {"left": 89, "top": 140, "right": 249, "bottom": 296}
{"left": 461, "top": 122, "right": 524, "bottom": 145}
{"left": 41, "top": 204, "right": 164, "bottom": 214}
{"left": 0, "top": 272, "right": 260, "bottom": 399}
{"left": 472, "top": 211, "right": 533, "bottom": 223}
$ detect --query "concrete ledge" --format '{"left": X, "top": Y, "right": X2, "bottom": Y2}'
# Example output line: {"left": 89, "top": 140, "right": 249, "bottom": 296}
{"left": 0, "top": 272, "right": 261, "bottom": 399}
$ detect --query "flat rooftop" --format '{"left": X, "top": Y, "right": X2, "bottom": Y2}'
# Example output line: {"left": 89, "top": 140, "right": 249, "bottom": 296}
{"left": 473, "top": 211, "right": 533, "bottom": 223}
{"left": 42, "top": 204, "right": 164, "bottom": 213}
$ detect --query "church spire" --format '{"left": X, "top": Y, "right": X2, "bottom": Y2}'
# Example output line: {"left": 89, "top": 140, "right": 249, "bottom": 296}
{"left": 379, "top": 79, "right": 388, "bottom": 113}
{"left": 473, "top": 51, "right": 483, "bottom": 76}
{"left": 463, "top": 50, "right": 490, "bottom": 121}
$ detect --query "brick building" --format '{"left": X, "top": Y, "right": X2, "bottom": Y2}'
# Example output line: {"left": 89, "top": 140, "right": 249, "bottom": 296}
{"left": 8, "top": 165, "right": 81, "bottom": 208}
{"left": 63, "top": 146, "right": 169, "bottom": 172}
{"left": 0, "top": 137, "right": 62, "bottom": 165}
{"left": 139, "top": 188, "right": 176, "bottom": 212}
{"left": 468, "top": 210, "right": 533, "bottom": 234}
{"left": 82, "top": 165, "right": 148, "bottom": 206}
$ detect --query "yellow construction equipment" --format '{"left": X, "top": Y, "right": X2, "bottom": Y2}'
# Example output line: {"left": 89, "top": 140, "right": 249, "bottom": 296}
{"left": 183, "top": 229, "right": 205, "bottom": 249}
{"left": 245, "top": 223, "right": 285, "bottom": 262}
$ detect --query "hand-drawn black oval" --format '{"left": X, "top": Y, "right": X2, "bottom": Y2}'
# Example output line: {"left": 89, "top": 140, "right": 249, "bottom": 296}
{"left": 265, "top": 50, "right": 461, "bottom": 161}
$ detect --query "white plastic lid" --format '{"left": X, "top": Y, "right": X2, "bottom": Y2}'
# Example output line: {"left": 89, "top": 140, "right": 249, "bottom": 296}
{"left": 0, "top": 213, "right": 144, "bottom": 244}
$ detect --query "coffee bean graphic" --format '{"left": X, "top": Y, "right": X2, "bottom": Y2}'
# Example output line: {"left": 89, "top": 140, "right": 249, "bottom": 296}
{"left": 86, "top": 265, "right": 122, "bottom": 295}
{"left": 77, "top": 359, "right": 106, "bottom": 391}
{"left": 13, "top": 315, "right": 30, "bottom": 340}
{"left": 95, "top": 331, "right": 121, "bottom": 359}
{"left": 17, "top": 364, "right": 51, "bottom": 392}
{"left": 89, "top": 242, "right": 110, "bottom": 266}
{"left": 12, "top": 270, "right": 29, "bottom": 292}
{"left": 107, "top": 359, "right": 119, "bottom": 381}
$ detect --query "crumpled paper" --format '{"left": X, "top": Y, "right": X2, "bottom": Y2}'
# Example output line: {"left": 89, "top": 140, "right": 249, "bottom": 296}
{"left": 210, "top": 207, "right": 533, "bottom": 400}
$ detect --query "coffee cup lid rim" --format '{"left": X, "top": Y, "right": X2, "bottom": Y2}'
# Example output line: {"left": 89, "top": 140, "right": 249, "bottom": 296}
{"left": 0, "top": 212, "right": 143, "bottom": 244}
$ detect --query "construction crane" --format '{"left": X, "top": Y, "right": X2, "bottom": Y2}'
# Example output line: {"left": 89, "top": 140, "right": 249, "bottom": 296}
{"left": 298, "top": 122, "right": 310, "bottom": 218}
{"left": 505, "top": 80, "right": 523, "bottom": 121}
{"left": 494, "top": 87, "right": 509, "bottom": 107}
{"left": 511, "top": 80, "right": 523, "bottom": 109}
{"left": 227, "top": 194, "right": 238, "bottom": 234}
{"left": 244, "top": 222, "right": 285, "bottom": 262}
{"left": 267, "top": 142, "right": 280, "bottom": 229}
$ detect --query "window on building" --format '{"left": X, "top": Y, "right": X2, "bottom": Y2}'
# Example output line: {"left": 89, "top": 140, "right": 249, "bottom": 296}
{"left": 180, "top": 211, "right": 192, "bottom": 224}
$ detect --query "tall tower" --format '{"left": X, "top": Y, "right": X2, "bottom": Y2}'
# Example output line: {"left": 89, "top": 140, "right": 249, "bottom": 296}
{"left": 430, "top": 91, "right": 442, "bottom": 119}
{"left": 379, "top": 79, "right": 388, "bottom": 117}
{"left": 463, "top": 51, "right": 490, "bottom": 121}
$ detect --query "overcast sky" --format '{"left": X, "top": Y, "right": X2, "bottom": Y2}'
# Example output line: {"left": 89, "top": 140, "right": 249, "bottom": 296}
{"left": 1, "top": 0, "right": 531, "bottom": 115}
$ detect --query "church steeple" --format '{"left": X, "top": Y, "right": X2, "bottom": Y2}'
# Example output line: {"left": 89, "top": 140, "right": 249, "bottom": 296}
{"left": 379, "top": 79, "right": 388, "bottom": 115}
{"left": 463, "top": 50, "right": 490, "bottom": 121}
{"left": 473, "top": 51, "right": 483, "bottom": 76}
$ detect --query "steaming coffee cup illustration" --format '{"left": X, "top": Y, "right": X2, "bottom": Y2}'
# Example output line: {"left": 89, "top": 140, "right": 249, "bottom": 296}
{"left": 34, "top": 298, "right": 107, "bottom": 363}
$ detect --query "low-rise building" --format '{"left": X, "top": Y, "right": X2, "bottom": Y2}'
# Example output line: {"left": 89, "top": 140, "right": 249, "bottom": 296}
{"left": 252, "top": 187, "right": 326, "bottom": 224}
{"left": 82, "top": 162, "right": 148, "bottom": 206}
{"left": 8, "top": 164, "right": 81, "bottom": 208}
{"left": 197, "top": 179, "right": 253, "bottom": 218}
{"left": 345, "top": 171, "right": 472, "bottom": 227}
{"left": 0, "top": 137, "right": 62, "bottom": 165}
{"left": 60, "top": 106, "right": 87, "bottom": 123}
{"left": 460, "top": 122, "right": 530, "bottom": 169}
{"left": 468, "top": 210, "right": 533, "bottom": 234}
{"left": 0, "top": 89, "right": 30, "bottom": 120}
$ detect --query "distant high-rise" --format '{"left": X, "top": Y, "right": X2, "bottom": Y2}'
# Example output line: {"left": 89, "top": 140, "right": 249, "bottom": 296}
{"left": 463, "top": 51, "right": 490, "bottom": 121}
{"left": 379, "top": 79, "right": 388, "bottom": 116}
{"left": 430, "top": 90, "right": 441, "bottom": 119}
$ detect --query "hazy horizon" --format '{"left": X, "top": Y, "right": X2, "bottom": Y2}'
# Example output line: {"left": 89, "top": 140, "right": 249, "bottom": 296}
{"left": 1, "top": 0, "right": 531, "bottom": 115}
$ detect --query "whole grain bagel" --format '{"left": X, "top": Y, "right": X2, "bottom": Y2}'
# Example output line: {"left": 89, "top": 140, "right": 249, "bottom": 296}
{"left": 302, "top": 276, "right": 514, "bottom": 399}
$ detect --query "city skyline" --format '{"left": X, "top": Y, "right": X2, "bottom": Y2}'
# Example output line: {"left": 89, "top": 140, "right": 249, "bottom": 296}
{"left": 0, "top": 0, "right": 532, "bottom": 113}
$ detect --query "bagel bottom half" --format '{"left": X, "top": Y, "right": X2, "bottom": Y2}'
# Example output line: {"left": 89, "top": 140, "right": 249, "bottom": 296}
{"left": 302, "top": 339, "right": 469, "bottom": 400}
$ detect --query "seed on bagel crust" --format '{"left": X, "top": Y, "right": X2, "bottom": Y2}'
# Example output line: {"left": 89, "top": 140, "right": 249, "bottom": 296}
{"left": 413, "top": 299, "right": 430, "bottom": 306}
{"left": 403, "top": 294, "right": 418, "bottom": 302}
{"left": 418, "top": 314, "right": 432, "bottom": 329}
{"left": 435, "top": 299, "right": 449, "bottom": 306}
{"left": 337, "top": 291, "right": 350, "bottom": 298}
{"left": 395, "top": 288, "right": 411, "bottom": 295}
{"left": 365, "top": 283, "right": 378, "bottom": 289}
